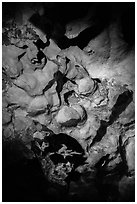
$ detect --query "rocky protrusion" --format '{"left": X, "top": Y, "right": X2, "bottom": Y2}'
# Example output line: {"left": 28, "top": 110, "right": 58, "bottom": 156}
{"left": 55, "top": 105, "right": 86, "bottom": 127}
{"left": 75, "top": 77, "right": 96, "bottom": 96}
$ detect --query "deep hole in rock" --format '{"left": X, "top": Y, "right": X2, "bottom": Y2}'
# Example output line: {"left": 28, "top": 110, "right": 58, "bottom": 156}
{"left": 34, "top": 133, "right": 86, "bottom": 167}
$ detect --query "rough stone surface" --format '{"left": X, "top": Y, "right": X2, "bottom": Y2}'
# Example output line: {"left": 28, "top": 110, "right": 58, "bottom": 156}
{"left": 2, "top": 3, "right": 135, "bottom": 202}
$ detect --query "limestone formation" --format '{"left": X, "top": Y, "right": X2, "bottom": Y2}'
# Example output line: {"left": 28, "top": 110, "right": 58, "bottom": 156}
{"left": 2, "top": 2, "right": 135, "bottom": 202}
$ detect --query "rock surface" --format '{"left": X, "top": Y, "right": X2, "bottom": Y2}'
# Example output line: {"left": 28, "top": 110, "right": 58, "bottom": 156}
{"left": 2, "top": 2, "right": 135, "bottom": 202}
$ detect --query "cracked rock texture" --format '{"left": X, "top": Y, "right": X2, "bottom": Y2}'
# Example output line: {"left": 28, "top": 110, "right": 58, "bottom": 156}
{"left": 2, "top": 2, "right": 135, "bottom": 202}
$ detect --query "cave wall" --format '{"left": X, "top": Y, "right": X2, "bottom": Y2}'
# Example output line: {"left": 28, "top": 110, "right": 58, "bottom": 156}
{"left": 2, "top": 2, "right": 135, "bottom": 202}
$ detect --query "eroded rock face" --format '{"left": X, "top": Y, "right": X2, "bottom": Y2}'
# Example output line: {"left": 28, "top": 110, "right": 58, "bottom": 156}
{"left": 2, "top": 2, "right": 134, "bottom": 202}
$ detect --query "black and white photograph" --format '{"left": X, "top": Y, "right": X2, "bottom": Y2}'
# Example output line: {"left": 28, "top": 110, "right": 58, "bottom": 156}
{"left": 2, "top": 1, "right": 135, "bottom": 202}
